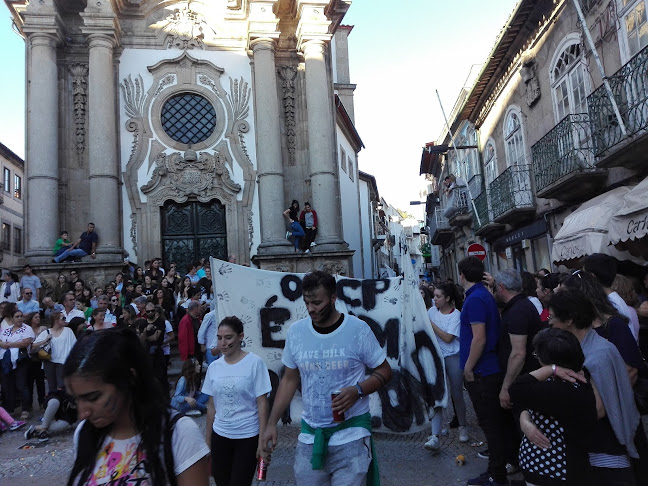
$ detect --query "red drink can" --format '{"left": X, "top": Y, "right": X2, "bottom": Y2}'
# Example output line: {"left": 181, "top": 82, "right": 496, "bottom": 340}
{"left": 331, "top": 390, "right": 344, "bottom": 422}
{"left": 256, "top": 457, "right": 268, "bottom": 481}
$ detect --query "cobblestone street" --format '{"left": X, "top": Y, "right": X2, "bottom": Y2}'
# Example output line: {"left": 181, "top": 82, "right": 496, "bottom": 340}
{"left": 0, "top": 396, "right": 502, "bottom": 486}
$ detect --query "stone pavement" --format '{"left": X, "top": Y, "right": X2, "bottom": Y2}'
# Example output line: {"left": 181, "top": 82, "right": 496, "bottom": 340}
{"left": 0, "top": 396, "right": 517, "bottom": 486}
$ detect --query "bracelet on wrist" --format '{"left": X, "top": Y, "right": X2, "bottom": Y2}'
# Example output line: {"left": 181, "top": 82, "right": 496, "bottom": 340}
{"left": 551, "top": 364, "right": 556, "bottom": 377}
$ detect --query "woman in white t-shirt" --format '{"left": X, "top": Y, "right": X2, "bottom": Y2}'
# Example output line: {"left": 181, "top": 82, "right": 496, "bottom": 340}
{"left": 202, "top": 316, "right": 272, "bottom": 486}
{"left": 0, "top": 306, "right": 35, "bottom": 419}
{"left": 64, "top": 328, "right": 210, "bottom": 486}
{"left": 425, "top": 283, "right": 468, "bottom": 451}
{"left": 32, "top": 311, "right": 77, "bottom": 391}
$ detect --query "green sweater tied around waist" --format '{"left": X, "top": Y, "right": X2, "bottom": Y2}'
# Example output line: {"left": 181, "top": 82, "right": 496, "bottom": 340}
{"left": 300, "top": 412, "right": 380, "bottom": 486}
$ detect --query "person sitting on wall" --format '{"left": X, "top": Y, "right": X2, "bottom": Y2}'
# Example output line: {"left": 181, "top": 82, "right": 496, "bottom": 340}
{"left": 52, "top": 223, "right": 98, "bottom": 263}
{"left": 299, "top": 202, "right": 318, "bottom": 252}
{"left": 283, "top": 201, "right": 305, "bottom": 253}
{"left": 52, "top": 231, "right": 73, "bottom": 259}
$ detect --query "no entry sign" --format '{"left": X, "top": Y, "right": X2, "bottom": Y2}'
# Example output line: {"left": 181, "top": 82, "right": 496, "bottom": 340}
{"left": 467, "top": 243, "right": 486, "bottom": 261}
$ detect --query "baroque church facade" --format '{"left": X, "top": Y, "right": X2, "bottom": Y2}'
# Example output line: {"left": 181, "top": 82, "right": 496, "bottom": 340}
{"left": 6, "top": 0, "right": 361, "bottom": 275}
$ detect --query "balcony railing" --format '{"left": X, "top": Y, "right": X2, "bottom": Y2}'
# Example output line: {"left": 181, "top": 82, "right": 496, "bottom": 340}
{"left": 472, "top": 189, "right": 491, "bottom": 232}
{"left": 531, "top": 113, "right": 595, "bottom": 192}
{"left": 442, "top": 188, "right": 469, "bottom": 220}
{"left": 429, "top": 207, "right": 449, "bottom": 234}
{"left": 588, "top": 44, "right": 648, "bottom": 157}
{"left": 490, "top": 164, "right": 535, "bottom": 220}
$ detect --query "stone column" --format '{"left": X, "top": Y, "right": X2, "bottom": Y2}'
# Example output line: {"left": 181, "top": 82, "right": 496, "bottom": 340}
{"left": 25, "top": 33, "right": 59, "bottom": 262}
{"left": 86, "top": 34, "right": 122, "bottom": 260}
{"left": 302, "top": 40, "right": 345, "bottom": 249}
{"left": 251, "top": 38, "right": 291, "bottom": 253}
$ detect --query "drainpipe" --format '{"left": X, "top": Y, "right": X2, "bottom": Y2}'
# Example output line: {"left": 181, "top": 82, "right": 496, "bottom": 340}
{"left": 572, "top": 0, "right": 627, "bottom": 137}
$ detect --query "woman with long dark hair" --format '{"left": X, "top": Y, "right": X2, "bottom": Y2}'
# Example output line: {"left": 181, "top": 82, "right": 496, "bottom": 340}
{"left": 52, "top": 273, "right": 70, "bottom": 305}
{"left": 63, "top": 328, "right": 209, "bottom": 485}
{"left": 561, "top": 271, "right": 646, "bottom": 385}
{"left": 33, "top": 311, "right": 76, "bottom": 392}
{"left": 171, "top": 357, "right": 209, "bottom": 416}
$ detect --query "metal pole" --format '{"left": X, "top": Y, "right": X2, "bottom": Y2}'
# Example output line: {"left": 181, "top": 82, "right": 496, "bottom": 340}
{"left": 572, "top": 0, "right": 627, "bottom": 137}
{"left": 435, "top": 90, "right": 481, "bottom": 226}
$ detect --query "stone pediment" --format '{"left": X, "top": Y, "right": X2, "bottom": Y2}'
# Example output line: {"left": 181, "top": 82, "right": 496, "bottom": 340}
{"left": 141, "top": 149, "right": 241, "bottom": 205}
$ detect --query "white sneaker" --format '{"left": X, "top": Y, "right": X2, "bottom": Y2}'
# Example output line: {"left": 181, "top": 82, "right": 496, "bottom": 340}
{"left": 424, "top": 434, "right": 440, "bottom": 451}
{"left": 305, "top": 249, "right": 310, "bottom": 253}
{"left": 286, "top": 231, "right": 291, "bottom": 240}
{"left": 310, "top": 241, "right": 317, "bottom": 247}
{"left": 185, "top": 409, "right": 202, "bottom": 417}
{"left": 459, "top": 426, "right": 469, "bottom": 443}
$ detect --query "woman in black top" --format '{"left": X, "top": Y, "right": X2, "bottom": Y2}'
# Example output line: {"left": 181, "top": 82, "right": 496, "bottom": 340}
{"left": 510, "top": 327, "right": 599, "bottom": 485}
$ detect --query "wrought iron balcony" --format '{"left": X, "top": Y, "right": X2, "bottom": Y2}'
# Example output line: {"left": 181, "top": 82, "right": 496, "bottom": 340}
{"left": 443, "top": 188, "right": 472, "bottom": 226}
{"left": 531, "top": 113, "right": 606, "bottom": 200}
{"left": 588, "top": 43, "right": 648, "bottom": 168}
{"left": 490, "top": 164, "right": 536, "bottom": 225}
{"left": 472, "top": 189, "right": 504, "bottom": 238}
{"left": 429, "top": 207, "right": 453, "bottom": 246}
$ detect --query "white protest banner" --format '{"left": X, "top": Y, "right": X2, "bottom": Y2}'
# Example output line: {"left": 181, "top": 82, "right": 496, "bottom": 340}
{"left": 209, "top": 257, "right": 447, "bottom": 434}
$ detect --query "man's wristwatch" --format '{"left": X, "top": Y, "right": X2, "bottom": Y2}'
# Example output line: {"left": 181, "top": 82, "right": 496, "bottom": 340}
{"left": 355, "top": 383, "right": 364, "bottom": 398}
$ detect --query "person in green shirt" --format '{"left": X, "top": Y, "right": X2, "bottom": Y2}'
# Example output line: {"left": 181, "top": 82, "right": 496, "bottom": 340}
{"left": 53, "top": 231, "right": 73, "bottom": 257}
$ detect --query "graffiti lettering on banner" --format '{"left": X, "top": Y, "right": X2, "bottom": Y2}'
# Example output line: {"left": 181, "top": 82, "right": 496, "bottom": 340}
{"left": 210, "top": 258, "right": 447, "bottom": 434}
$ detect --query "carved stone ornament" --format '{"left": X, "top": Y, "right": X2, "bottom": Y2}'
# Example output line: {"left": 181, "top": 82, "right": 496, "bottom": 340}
{"left": 277, "top": 66, "right": 297, "bottom": 165}
{"left": 130, "top": 213, "right": 137, "bottom": 256}
{"left": 69, "top": 63, "right": 88, "bottom": 166}
{"left": 120, "top": 74, "right": 147, "bottom": 165}
{"left": 521, "top": 57, "right": 540, "bottom": 107}
{"left": 141, "top": 150, "right": 241, "bottom": 206}
{"left": 153, "top": 5, "right": 216, "bottom": 50}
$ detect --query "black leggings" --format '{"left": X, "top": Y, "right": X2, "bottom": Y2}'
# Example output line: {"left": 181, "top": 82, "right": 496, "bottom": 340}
{"left": 211, "top": 431, "right": 258, "bottom": 486}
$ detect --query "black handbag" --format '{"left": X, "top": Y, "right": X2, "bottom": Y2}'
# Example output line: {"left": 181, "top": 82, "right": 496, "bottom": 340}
{"left": 16, "top": 346, "right": 29, "bottom": 366}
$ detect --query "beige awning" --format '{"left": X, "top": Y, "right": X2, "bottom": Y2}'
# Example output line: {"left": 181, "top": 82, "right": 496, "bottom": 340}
{"left": 551, "top": 186, "right": 646, "bottom": 266}
{"left": 608, "top": 176, "right": 648, "bottom": 258}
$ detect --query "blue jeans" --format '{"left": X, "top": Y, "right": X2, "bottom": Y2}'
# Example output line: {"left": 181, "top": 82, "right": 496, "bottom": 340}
{"left": 290, "top": 221, "right": 305, "bottom": 250}
{"left": 176, "top": 392, "right": 209, "bottom": 414}
{"left": 54, "top": 248, "right": 88, "bottom": 263}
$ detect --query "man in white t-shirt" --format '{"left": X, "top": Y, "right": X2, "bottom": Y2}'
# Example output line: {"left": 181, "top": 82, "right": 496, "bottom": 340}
{"left": 263, "top": 271, "right": 391, "bottom": 486}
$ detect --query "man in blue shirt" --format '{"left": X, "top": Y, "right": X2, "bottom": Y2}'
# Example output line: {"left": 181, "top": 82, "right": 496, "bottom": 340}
{"left": 17, "top": 287, "right": 39, "bottom": 314}
{"left": 458, "top": 256, "right": 514, "bottom": 486}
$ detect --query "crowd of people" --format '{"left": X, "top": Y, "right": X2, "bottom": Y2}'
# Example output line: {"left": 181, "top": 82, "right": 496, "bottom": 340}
{"left": 420, "top": 253, "right": 648, "bottom": 486}
{"left": 1, "top": 249, "right": 647, "bottom": 485}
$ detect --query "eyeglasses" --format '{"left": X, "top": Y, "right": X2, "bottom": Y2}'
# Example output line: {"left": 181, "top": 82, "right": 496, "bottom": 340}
{"left": 146, "top": 310, "right": 156, "bottom": 314}
{"left": 24, "top": 292, "right": 32, "bottom": 295}
{"left": 110, "top": 299, "right": 119, "bottom": 302}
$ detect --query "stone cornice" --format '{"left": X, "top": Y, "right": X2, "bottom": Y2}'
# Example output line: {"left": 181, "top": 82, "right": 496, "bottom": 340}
{"left": 247, "top": 0, "right": 280, "bottom": 47}
{"left": 295, "top": 0, "right": 335, "bottom": 51}
{"left": 80, "top": 1, "right": 121, "bottom": 45}
{"left": 18, "top": 0, "right": 65, "bottom": 43}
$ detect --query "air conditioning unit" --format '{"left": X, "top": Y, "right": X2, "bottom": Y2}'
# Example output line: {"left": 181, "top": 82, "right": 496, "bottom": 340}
{"left": 521, "top": 239, "right": 531, "bottom": 249}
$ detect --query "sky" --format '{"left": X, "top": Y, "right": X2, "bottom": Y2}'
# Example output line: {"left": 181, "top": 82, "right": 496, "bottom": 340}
{"left": 0, "top": 0, "right": 518, "bottom": 219}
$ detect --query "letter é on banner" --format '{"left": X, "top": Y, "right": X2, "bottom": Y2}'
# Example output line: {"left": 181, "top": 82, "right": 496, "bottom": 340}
{"left": 259, "top": 296, "right": 290, "bottom": 348}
